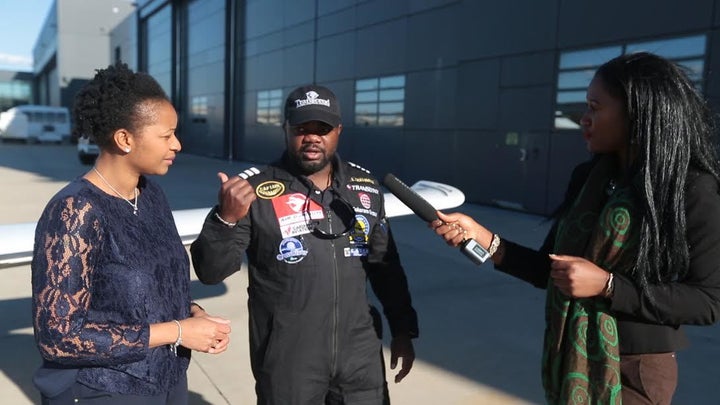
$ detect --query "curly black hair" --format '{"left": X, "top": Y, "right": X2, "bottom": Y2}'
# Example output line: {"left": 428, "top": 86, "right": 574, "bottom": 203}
{"left": 72, "top": 62, "right": 169, "bottom": 149}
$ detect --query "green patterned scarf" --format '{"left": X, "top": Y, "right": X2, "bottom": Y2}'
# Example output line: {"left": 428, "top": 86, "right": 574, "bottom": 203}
{"left": 542, "top": 156, "right": 638, "bottom": 404}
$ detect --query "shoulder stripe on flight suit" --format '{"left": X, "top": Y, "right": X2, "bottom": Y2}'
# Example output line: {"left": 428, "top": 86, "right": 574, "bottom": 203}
{"left": 238, "top": 167, "right": 261, "bottom": 179}
{"left": 347, "top": 161, "right": 371, "bottom": 174}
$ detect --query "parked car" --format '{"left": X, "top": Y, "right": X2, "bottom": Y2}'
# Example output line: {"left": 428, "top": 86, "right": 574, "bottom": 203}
{"left": 78, "top": 136, "right": 99, "bottom": 165}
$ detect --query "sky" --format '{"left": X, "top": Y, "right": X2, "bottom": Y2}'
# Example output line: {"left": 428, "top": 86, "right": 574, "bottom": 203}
{"left": 0, "top": 0, "right": 55, "bottom": 71}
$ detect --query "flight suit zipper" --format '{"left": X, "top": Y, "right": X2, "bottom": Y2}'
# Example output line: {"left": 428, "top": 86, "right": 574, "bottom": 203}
{"left": 328, "top": 206, "right": 340, "bottom": 377}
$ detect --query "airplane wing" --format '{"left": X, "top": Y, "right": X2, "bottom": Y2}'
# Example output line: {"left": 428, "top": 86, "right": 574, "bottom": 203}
{"left": 0, "top": 180, "right": 464, "bottom": 268}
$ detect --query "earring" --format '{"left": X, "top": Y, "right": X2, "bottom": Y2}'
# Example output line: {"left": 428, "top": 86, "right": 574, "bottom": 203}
{"left": 124, "top": 147, "right": 131, "bottom": 153}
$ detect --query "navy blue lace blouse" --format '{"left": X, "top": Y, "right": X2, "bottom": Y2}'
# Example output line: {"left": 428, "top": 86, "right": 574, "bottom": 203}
{"left": 31, "top": 176, "right": 191, "bottom": 396}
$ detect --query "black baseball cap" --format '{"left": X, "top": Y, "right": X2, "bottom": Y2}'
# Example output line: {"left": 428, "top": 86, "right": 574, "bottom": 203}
{"left": 284, "top": 85, "right": 341, "bottom": 127}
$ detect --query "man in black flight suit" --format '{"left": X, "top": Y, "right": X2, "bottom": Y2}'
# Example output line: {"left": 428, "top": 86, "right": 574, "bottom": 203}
{"left": 190, "top": 84, "right": 418, "bottom": 405}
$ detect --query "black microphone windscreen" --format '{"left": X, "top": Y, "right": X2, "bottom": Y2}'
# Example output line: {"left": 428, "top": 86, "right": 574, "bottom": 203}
{"left": 383, "top": 173, "right": 438, "bottom": 222}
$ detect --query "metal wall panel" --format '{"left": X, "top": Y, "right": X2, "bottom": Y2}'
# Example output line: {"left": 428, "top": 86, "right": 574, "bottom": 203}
{"left": 558, "top": 0, "right": 715, "bottom": 48}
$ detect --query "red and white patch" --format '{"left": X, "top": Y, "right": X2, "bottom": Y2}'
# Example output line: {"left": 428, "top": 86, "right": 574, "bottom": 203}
{"left": 358, "top": 192, "right": 372, "bottom": 209}
{"left": 272, "top": 193, "right": 324, "bottom": 238}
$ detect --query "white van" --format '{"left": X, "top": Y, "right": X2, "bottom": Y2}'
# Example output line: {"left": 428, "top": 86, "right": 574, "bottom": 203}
{"left": 0, "top": 105, "right": 70, "bottom": 143}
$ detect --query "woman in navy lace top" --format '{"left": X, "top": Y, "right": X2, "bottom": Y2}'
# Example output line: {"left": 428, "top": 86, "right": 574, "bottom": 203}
{"left": 31, "top": 63, "right": 232, "bottom": 405}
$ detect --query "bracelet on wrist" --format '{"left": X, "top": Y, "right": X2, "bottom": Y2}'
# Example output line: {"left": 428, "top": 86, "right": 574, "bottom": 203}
{"left": 604, "top": 273, "right": 615, "bottom": 298}
{"left": 170, "top": 320, "right": 182, "bottom": 356}
{"left": 488, "top": 234, "right": 501, "bottom": 257}
{"left": 214, "top": 211, "right": 237, "bottom": 228}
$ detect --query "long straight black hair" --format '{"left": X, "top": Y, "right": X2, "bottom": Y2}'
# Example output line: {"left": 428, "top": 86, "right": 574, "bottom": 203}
{"left": 595, "top": 52, "right": 720, "bottom": 291}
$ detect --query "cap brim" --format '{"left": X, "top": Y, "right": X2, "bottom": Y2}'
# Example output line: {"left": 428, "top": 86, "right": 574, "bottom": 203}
{"left": 287, "top": 107, "right": 341, "bottom": 127}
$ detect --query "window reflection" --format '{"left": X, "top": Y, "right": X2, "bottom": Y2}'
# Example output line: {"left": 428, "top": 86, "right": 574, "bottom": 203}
{"left": 192, "top": 96, "right": 208, "bottom": 116}
{"left": 555, "top": 35, "right": 706, "bottom": 130}
{"left": 557, "top": 70, "right": 596, "bottom": 90}
{"left": 559, "top": 46, "right": 622, "bottom": 69}
{"left": 681, "top": 59, "right": 704, "bottom": 82}
{"left": 355, "top": 91, "right": 376, "bottom": 103}
{"left": 354, "top": 74, "right": 405, "bottom": 127}
{"left": 257, "top": 89, "right": 283, "bottom": 125}
{"left": 356, "top": 79, "right": 378, "bottom": 91}
{"left": 379, "top": 102, "right": 403, "bottom": 114}
{"left": 0, "top": 81, "right": 32, "bottom": 108}
{"left": 380, "top": 75, "right": 405, "bottom": 87}
{"left": 379, "top": 89, "right": 404, "bottom": 101}
{"left": 556, "top": 91, "right": 587, "bottom": 104}
{"left": 355, "top": 103, "right": 377, "bottom": 115}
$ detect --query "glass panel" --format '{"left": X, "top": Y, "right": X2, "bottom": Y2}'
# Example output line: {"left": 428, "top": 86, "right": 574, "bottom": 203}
{"left": 268, "top": 110, "right": 282, "bottom": 125}
{"left": 257, "top": 110, "right": 269, "bottom": 124}
{"left": 379, "top": 75, "right": 405, "bottom": 88}
{"left": 678, "top": 59, "right": 704, "bottom": 82}
{"left": 378, "top": 102, "right": 404, "bottom": 115}
{"left": 355, "top": 91, "right": 377, "bottom": 103}
{"left": 23, "top": 83, "right": 31, "bottom": 98}
{"left": 559, "top": 46, "right": 621, "bottom": 69}
{"left": 557, "top": 70, "right": 595, "bottom": 90}
{"left": 355, "top": 114, "right": 376, "bottom": 126}
{"left": 379, "top": 89, "right": 404, "bottom": 101}
{"left": 355, "top": 75, "right": 405, "bottom": 127}
{"left": 556, "top": 90, "right": 587, "bottom": 104}
{"left": 378, "top": 114, "right": 403, "bottom": 126}
{"left": 355, "top": 102, "right": 377, "bottom": 115}
{"left": 356, "top": 78, "right": 378, "bottom": 91}
{"left": 555, "top": 36, "right": 707, "bottom": 130}
{"left": 256, "top": 88, "right": 282, "bottom": 125}
{"left": 626, "top": 35, "right": 706, "bottom": 59}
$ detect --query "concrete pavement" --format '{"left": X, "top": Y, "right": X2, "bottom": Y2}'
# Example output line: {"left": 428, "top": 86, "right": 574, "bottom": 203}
{"left": 1, "top": 143, "right": 718, "bottom": 404}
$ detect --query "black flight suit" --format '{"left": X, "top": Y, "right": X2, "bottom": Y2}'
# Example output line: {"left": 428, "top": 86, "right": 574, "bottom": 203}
{"left": 191, "top": 154, "right": 418, "bottom": 405}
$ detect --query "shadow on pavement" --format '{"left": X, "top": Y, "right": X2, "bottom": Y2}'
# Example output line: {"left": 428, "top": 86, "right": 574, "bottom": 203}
{"left": 0, "top": 281, "right": 227, "bottom": 403}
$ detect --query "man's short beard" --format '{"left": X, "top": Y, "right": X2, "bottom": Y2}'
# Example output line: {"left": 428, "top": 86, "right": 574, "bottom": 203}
{"left": 293, "top": 152, "right": 332, "bottom": 175}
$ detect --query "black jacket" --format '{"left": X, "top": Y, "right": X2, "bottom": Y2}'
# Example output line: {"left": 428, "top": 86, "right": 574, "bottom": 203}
{"left": 190, "top": 154, "right": 418, "bottom": 401}
{"left": 498, "top": 160, "right": 720, "bottom": 354}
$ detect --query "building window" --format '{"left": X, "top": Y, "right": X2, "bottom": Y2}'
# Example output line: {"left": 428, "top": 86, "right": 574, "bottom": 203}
{"left": 0, "top": 80, "right": 32, "bottom": 110}
{"left": 555, "top": 35, "right": 706, "bottom": 130}
{"left": 257, "top": 89, "right": 283, "bottom": 125}
{"left": 355, "top": 75, "right": 405, "bottom": 127}
{"left": 191, "top": 96, "right": 208, "bottom": 116}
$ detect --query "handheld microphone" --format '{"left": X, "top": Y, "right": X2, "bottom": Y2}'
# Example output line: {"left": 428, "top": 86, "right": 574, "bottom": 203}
{"left": 382, "top": 173, "right": 438, "bottom": 222}
{"left": 382, "top": 173, "right": 490, "bottom": 265}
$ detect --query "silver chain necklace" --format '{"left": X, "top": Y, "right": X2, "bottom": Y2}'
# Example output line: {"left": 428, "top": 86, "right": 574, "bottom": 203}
{"left": 93, "top": 167, "right": 139, "bottom": 215}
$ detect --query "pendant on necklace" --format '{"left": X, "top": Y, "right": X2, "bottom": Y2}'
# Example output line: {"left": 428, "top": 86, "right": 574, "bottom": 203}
{"left": 606, "top": 179, "right": 617, "bottom": 196}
